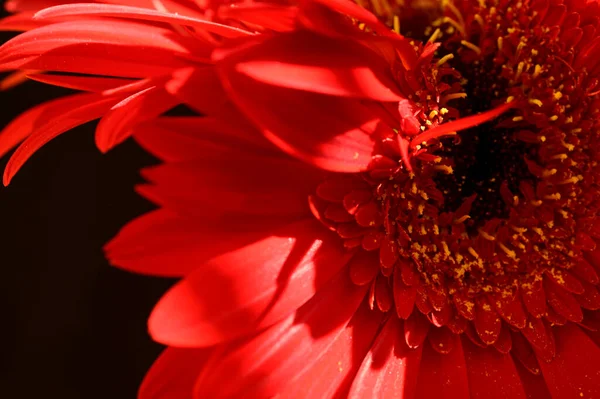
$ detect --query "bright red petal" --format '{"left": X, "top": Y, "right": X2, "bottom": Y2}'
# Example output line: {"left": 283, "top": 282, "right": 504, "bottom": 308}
{"left": 138, "top": 347, "right": 211, "bottom": 399}
{"left": 148, "top": 219, "right": 354, "bottom": 347}
{"left": 415, "top": 337, "right": 469, "bottom": 398}
{"left": 348, "top": 317, "right": 422, "bottom": 399}
{"left": 27, "top": 73, "right": 136, "bottom": 92}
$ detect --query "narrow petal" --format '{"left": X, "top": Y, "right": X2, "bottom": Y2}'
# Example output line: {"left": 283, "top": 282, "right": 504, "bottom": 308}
{"left": 538, "top": 324, "right": 600, "bottom": 398}
{"left": 0, "top": 20, "right": 198, "bottom": 77}
{"left": 27, "top": 73, "right": 136, "bottom": 92}
{"left": 3, "top": 94, "right": 119, "bottom": 185}
{"left": 148, "top": 219, "right": 354, "bottom": 347}
{"left": 348, "top": 317, "right": 422, "bottom": 399}
{"left": 462, "top": 338, "right": 527, "bottom": 398}
{"left": 96, "top": 85, "right": 179, "bottom": 152}
{"left": 164, "top": 67, "right": 229, "bottom": 116}
{"left": 193, "top": 272, "right": 369, "bottom": 398}
{"left": 138, "top": 347, "right": 211, "bottom": 399}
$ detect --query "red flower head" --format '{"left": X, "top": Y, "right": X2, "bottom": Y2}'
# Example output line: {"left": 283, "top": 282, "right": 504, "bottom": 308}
{"left": 2, "top": 0, "right": 600, "bottom": 398}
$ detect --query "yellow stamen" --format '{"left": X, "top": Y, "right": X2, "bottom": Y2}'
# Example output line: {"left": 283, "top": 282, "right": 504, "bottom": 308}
{"left": 436, "top": 53, "right": 454, "bottom": 66}
{"left": 461, "top": 40, "right": 482, "bottom": 54}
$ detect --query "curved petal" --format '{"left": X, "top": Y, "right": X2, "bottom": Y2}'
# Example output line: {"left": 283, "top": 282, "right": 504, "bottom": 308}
{"left": 415, "top": 338, "right": 469, "bottom": 398}
{"left": 218, "top": 56, "right": 379, "bottom": 172}
{"left": 27, "top": 73, "right": 136, "bottom": 92}
{"left": 193, "top": 271, "right": 369, "bottom": 398}
{"left": 138, "top": 347, "right": 211, "bottom": 399}
{"left": 0, "top": 20, "right": 199, "bottom": 77}
{"left": 229, "top": 31, "right": 404, "bottom": 101}
{"left": 348, "top": 317, "right": 422, "bottom": 399}
{"left": 96, "top": 85, "right": 178, "bottom": 152}
{"left": 148, "top": 219, "right": 354, "bottom": 347}
{"left": 3, "top": 94, "right": 120, "bottom": 185}
{"left": 35, "top": 3, "right": 253, "bottom": 38}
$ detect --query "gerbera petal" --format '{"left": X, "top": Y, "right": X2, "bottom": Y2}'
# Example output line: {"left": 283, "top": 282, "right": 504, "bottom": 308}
{"left": 0, "top": 20, "right": 198, "bottom": 77}
{"left": 148, "top": 219, "right": 355, "bottom": 347}
{"left": 218, "top": 3, "right": 299, "bottom": 32}
{"left": 139, "top": 152, "right": 323, "bottom": 217}
{"left": 105, "top": 209, "right": 300, "bottom": 277}
{"left": 538, "top": 324, "right": 600, "bottom": 398}
{"left": 193, "top": 272, "right": 369, "bottom": 398}
{"left": 274, "top": 302, "right": 385, "bottom": 399}
{"left": 34, "top": 3, "right": 253, "bottom": 38}
{"left": 96, "top": 85, "right": 179, "bottom": 153}
{"left": 133, "top": 115, "right": 276, "bottom": 162}
{"left": 218, "top": 60, "right": 379, "bottom": 172}
{"left": 462, "top": 338, "right": 527, "bottom": 398}
{"left": 231, "top": 31, "right": 404, "bottom": 101}
{"left": 3, "top": 93, "right": 120, "bottom": 185}
{"left": 138, "top": 347, "right": 211, "bottom": 399}
{"left": 164, "top": 67, "right": 229, "bottom": 116}
{"left": 415, "top": 337, "right": 469, "bottom": 398}
{"left": 348, "top": 317, "right": 422, "bottom": 399}
{"left": 26, "top": 73, "right": 136, "bottom": 92}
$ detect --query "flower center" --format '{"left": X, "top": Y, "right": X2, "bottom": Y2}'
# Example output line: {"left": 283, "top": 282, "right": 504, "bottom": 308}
{"left": 311, "top": 0, "right": 600, "bottom": 358}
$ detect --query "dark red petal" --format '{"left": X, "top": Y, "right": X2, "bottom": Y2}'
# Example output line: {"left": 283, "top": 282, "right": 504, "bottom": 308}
{"left": 233, "top": 31, "right": 404, "bottom": 101}
{"left": 493, "top": 324, "right": 513, "bottom": 354}
{"left": 462, "top": 338, "right": 527, "bottom": 398}
{"left": 138, "top": 347, "right": 210, "bottom": 399}
{"left": 3, "top": 94, "right": 119, "bottom": 185}
{"left": 427, "top": 326, "right": 455, "bottom": 354}
{"left": 474, "top": 297, "right": 502, "bottom": 345}
{"left": 348, "top": 317, "right": 422, "bottom": 399}
{"left": 148, "top": 219, "right": 354, "bottom": 347}
{"left": 511, "top": 330, "right": 542, "bottom": 375}
{"left": 544, "top": 278, "right": 584, "bottom": 322}
{"left": 35, "top": 3, "right": 252, "bottom": 38}
{"left": 404, "top": 310, "right": 430, "bottom": 348}
{"left": 416, "top": 337, "right": 469, "bottom": 398}
{"left": 349, "top": 250, "right": 379, "bottom": 286}
{"left": 522, "top": 280, "right": 548, "bottom": 318}
{"left": 522, "top": 317, "right": 556, "bottom": 362}
{"left": 492, "top": 293, "right": 528, "bottom": 329}
{"left": 218, "top": 52, "right": 378, "bottom": 172}
{"left": 193, "top": 271, "right": 368, "bottom": 397}
{"left": 393, "top": 269, "right": 416, "bottom": 319}
{"left": 538, "top": 325, "right": 600, "bottom": 398}
{"left": 96, "top": 85, "right": 178, "bottom": 152}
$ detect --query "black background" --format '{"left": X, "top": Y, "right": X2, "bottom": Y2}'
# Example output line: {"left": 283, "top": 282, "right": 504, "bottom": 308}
{"left": 0, "top": 20, "right": 174, "bottom": 399}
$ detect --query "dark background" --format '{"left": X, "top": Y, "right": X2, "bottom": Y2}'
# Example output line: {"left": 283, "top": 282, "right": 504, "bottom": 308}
{"left": 0, "top": 24, "right": 174, "bottom": 399}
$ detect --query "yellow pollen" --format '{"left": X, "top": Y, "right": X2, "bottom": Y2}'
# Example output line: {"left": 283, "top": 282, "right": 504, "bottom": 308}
{"left": 442, "top": 93, "right": 467, "bottom": 103}
{"left": 420, "top": 225, "right": 427, "bottom": 235}
{"left": 474, "top": 14, "right": 484, "bottom": 27}
{"left": 528, "top": 99, "right": 543, "bottom": 107}
{"left": 498, "top": 243, "right": 517, "bottom": 259}
{"left": 461, "top": 40, "right": 482, "bottom": 54}
{"left": 512, "top": 116, "right": 524, "bottom": 122}
{"left": 539, "top": 136, "right": 546, "bottom": 142}
{"left": 454, "top": 215, "right": 470, "bottom": 224}
{"left": 429, "top": 110, "right": 439, "bottom": 119}
{"left": 497, "top": 36, "right": 503, "bottom": 50}
{"left": 510, "top": 225, "right": 527, "bottom": 233}
{"left": 571, "top": 128, "right": 582, "bottom": 134}
{"left": 544, "top": 193, "right": 561, "bottom": 200}
{"left": 553, "top": 91, "right": 563, "bottom": 100}
{"left": 436, "top": 53, "right": 454, "bottom": 66}
{"left": 558, "top": 176, "right": 580, "bottom": 185}
{"left": 533, "top": 64, "right": 543, "bottom": 78}
{"left": 542, "top": 168, "right": 557, "bottom": 177}
{"left": 393, "top": 15, "right": 400, "bottom": 34}
{"left": 551, "top": 154, "right": 568, "bottom": 160}
{"left": 442, "top": 17, "right": 466, "bottom": 36}
{"left": 428, "top": 28, "right": 442, "bottom": 43}
{"left": 468, "top": 247, "right": 480, "bottom": 259}
{"left": 433, "top": 164, "right": 454, "bottom": 174}
{"left": 506, "top": 96, "right": 515, "bottom": 103}
{"left": 532, "top": 227, "right": 544, "bottom": 236}
{"left": 549, "top": 115, "right": 558, "bottom": 121}
{"left": 561, "top": 140, "right": 575, "bottom": 151}
{"left": 441, "top": 241, "right": 451, "bottom": 256}
{"left": 478, "top": 229, "right": 496, "bottom": 241}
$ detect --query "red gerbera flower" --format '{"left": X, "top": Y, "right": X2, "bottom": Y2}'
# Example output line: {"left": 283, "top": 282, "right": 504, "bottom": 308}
{"left": 2, "top": 0, "right": 600, "bottom": 398}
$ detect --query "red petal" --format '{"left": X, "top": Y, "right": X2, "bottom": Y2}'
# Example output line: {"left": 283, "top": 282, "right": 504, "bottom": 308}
{"left": 474, "top": 297, "right": 502, "bottom": 345}
{"left": 522, "top": 317, "right": 556, "bottom": 362}
{"left": 511, "top": 330, "right": 542, "bottom": 375}
{"left": 0, "top": 20, "right": 196, "bottom": 77}
{"left": 492, "top": 293, "right": 528, "bottom": 329}
{"left": 232, "top": 31, "right": 404, "bottom": 101}
{"left": 416, "top": 337, "right": 469, "bottom": 397}
{"left": 521, "top": 280, "right": 548, "bottom": 318}
{"left": 27, "top": 73, "right": 136, "bottom": 92}
{"left": 35, "top": 3, "right": 252, "bottom": 38}
{"left": 3, "top": 94, "right": 119, "bottom": 185}
{"left": 193, "top": 271, "right": 368, "bottom": 397}
{"left": 165, "top": 67, "right": 229, "bottom": 116}
{"left": 513, "top": 358, "right": 552, "bottom": 399}
{"left": 217, "top": 52, "right": 378, "bottom": 172}
{"left": 96, "top": 85, "right": 178, "bottom": 152}
{"left": 138, "top": 347, "right": 210, "bottom": 399}
{"left": 374, "top": 274, "right": 392, "bottom": 312}
{"left": 544, "top": 278, "right": 584, "bottom": 322}
{"left": 462, "top": 338, "right": 527, "bottom": 398}
{"left": 404, "top": 310, "right": 430, "bottom": 348}
{"left": 272, "top": 301, "right": 384, "bottom": 399}
{"left": 133, "top": 114, "right": 275, "bottom": 162}
{"left": 393, "top": 270, "right": 416, "bottom": 319}
{"left": 538, "top": 325, "right": 600, "bottom": 399}
{"left": 348, "top": 250, "right": 379, "bottom": 286}
{"left": 148, "top": 219, "right": 354, "bottom": 347}
{"left": 348, "top": 317, "right": 422, "bottom": 399}
{"left": 140, "top": 153, "right": 321, "bottom": 217}
{"left": 427, "top": 326, "right": 455, "bottom": 354}
{"left": 493, "top": 323, "right": 513, "bottom": 354}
